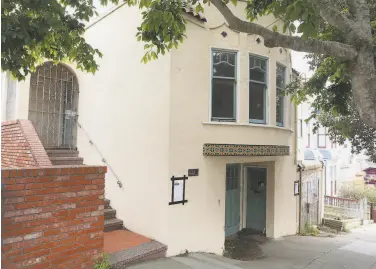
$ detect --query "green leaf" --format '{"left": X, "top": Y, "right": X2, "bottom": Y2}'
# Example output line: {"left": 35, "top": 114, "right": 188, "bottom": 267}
{"left": 283, "top": 21, "right": 290, "bottom": 33}
{"left": 230, "top": 0, "right": 237, "bottom": 6}
{"left": 289, "top": 23, "right": 296, "bottom": 33}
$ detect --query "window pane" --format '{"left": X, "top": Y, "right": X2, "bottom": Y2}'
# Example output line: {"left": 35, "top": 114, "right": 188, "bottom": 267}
{"left": 250, "top": 68, "right": 266, "bottom": 82}
{"left": 276, "top": 88, "right": 283, "bottom": 125}
{"left": 213, "top": 51, "right": 236, "bottom": 78}
{"left": 226, "top": 165, "right": 239, "bottom": 190}
{"left": 318, "top": 135, "right": 326, "bottom": 147}
{"left": 276, "top": 64, "right": 285, "bottom": 88}
{"left": 212, "top": 78, "right": 235, "bottom": 119}
{"left": 249, "top": 82, "right": 265, "bottom": 122}
{"left": 250, "top": 56, "right": 267, "bottom": 82}
{"left": 298, "top": 119, "right": 302, "bottom": 137}
{"left": 250, "top": 57, "right": 267, "bottom": 70}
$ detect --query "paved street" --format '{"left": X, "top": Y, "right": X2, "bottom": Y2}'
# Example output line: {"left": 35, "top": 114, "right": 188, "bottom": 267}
{"left": 129, "top": 224, "right": 376, "bottom": 269}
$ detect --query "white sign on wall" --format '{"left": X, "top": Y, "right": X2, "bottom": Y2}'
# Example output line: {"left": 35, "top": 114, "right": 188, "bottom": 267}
{"left": 169, "top": 175, "right": 188, "bottom": 205}
{"left": 173, "top": 181, "right": 184, "bottom": 202}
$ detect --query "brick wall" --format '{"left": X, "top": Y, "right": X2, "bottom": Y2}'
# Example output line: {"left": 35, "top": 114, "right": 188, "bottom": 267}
{"left": 1, "top": 120, "right": 51, "bottom": 168}
{"left": 1, "top": 166, "right": 106, "bottom": 269}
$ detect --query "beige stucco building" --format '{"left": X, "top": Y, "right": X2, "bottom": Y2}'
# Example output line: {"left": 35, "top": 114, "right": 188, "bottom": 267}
{"left": 2, "top": 2, "right": 299, "bottom": 256}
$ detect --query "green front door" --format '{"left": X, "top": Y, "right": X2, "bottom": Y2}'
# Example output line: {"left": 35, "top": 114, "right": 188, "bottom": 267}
{"left": 225, "top": 164, "right": 241, "bottom": 237}
{"left": 246, "top": 167, "right": 267, "bottom": 233}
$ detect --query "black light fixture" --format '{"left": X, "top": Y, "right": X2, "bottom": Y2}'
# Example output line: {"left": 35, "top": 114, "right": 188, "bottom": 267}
{"left": 221, "top": 31, "right": 228, "bottom": 37}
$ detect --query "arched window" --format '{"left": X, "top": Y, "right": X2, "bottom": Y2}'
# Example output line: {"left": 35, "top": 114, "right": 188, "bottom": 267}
{"left": 28, "top": 62, "right": 79, "bottom": 149}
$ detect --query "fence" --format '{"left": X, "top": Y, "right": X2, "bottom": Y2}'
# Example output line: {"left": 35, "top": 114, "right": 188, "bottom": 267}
{"left": 1, "top": 166, "right": 106, "bottom": 269}
{"left": 324, "top": 196, "right": 368, "bottom": 220}
{"left": 299, "top": 163, "right": 324, "bottom": 233}
{"left": 370, "top": 203, "right": 376, "bottom": 222}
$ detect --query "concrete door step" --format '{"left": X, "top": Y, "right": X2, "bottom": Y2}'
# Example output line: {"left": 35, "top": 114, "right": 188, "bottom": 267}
{"left": 49, "top": 156, "right": 84, "bottom": 165}
{"left": 105, "top": 230, "right": 167, "bottom": 268}
{"left": 104, "top": 218, "right": 124, "bottom": 232}
{"left": 104, "top": 208, "right": 117, "bottom": 220}
{"left": 172, "top": 253, "right": 243, "bottom": 269}
{"left": 105, "top": 199, "right": 111, "bottom": 209}
{"left": 45, "top": 149, "right": 79, "bottom": 157}
{"left": 109, "top": 241, "right": 167, "bottom": 268}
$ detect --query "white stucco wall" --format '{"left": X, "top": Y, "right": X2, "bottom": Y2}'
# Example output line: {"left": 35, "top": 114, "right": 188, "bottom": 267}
{"left": 165, "top": 3, "right": 298, "bottom": 255}
{"left": 1, "top": 72, "right": 9, "bottom": 121}
{"left": 1, "top": 72, "right": 22, "bottom": 121}
{"left": 73, "top": 4, "right": 171, "bottom": 242}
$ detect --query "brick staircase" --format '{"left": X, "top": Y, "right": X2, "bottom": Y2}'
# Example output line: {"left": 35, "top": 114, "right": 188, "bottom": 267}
{"left": 46, "top": 149, "right": 84, "bottom": 165}
{"left": 46, "top": 148, "right": 167, "bottom": 267}
{"left": 46, "top": 149, "right": 124, "bottom": 232}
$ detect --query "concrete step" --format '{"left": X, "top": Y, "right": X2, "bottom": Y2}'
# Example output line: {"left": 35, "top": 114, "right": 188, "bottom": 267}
{"left": 172, "top": 253, "right": 243, "bottom": 269}
{"left": 104, "top": 218, "right": 124, "bottom": 232}
{"left": 104, "top": 208, "right": 117, "bottom": 220}
{"left": 105, "top": 199, "right": 111, "bottom": 209}
{"left": 109, "top": 240, "right": 167, "bottom": 268}
{"left": 49, "top": 156, "right": 84, "bottom": 165}
{"left": 46, "top": 149, "right": 79, "bottom": 158}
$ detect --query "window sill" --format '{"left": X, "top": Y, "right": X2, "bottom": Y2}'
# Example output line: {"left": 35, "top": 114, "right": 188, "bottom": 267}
{"left": 202, "top": 121, "right": 294, "bottom": 132}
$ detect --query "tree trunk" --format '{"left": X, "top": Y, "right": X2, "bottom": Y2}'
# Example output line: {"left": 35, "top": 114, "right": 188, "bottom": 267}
{"left": 350, "top": 46, "right": 376, "bottom": 129}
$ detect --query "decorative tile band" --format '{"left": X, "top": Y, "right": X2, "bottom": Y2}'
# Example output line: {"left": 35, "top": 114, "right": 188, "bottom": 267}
{"left": 203, "top": 144, "right": 290, "bottom": 156}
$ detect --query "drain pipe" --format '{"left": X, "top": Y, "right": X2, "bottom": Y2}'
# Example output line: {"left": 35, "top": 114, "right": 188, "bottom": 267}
{"left": 297, "top": 163, "right": 304, "bottom": 233}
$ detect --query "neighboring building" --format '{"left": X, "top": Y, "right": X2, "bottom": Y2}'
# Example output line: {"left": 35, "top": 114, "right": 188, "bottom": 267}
{"left": 297, "top": 100, "right": 371, "bottom": 197}
{"left": 296, "top": 101, "right": 340, "bottom": 161}
{"left": 364, "top": 167, "right": 376, "bottom": 185}
{"left": 1, "top": 3, "right": 298, "bottom": 256}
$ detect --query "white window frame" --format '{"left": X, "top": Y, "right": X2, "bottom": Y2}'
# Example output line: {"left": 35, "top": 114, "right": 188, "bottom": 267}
{"left": 276, "top": 63, "right": 286, "bottom": 127}
{"left": 317, "top": 127, "right": 327, "bottom": 148}
{"left": 298, "top": 119, "right": 303, "bottom": 138}
{"left": 249, "top": 54, "right": 268, "bottom": 124}
{"left": 210, "top": 49, "right": 238, "bottom": 122}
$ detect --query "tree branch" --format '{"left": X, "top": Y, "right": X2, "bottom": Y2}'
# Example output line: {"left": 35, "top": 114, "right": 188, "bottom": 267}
{"left": 210, "top": 0, "right": 358, "bottom": 60}
{"left": 347, "top": 0, "right": 359, "bottom": 18}
{"left": 345, "top": 0, "right": 372, "bottom": 44}
{"left": 310, "top": 0, "right": 354, "bottom": 33}
{"left": 347, "top": 0, "right": 367, "bottom": 20}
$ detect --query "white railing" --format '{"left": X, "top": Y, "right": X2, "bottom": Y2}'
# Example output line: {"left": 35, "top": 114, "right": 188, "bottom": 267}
{"left": 75, "top": 119, "right": 123, "bottom": 189}
{"left": 325, "top": 196, "right": 368, "bottom": 220}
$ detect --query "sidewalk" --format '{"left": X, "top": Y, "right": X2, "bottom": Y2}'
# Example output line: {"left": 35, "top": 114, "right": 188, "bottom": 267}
{"left": 127, "top": 224, "right": 376, "bottom": 269}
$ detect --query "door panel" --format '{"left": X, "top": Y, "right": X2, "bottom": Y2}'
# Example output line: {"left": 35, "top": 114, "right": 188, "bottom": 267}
{"left": 246, "top": 167, "right": 267, "bottom": 232}
{"left": 225, "top": 164, "right": 240, "bottom": 237}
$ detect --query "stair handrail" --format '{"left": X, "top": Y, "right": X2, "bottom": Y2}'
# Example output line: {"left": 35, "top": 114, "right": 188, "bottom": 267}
{"left": 75, "top": 119, "right": 123, "bottom": 188}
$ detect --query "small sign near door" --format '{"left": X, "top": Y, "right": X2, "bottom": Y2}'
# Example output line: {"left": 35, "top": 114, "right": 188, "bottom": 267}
{"left": 294, "top": 180, "right": 300, "bottom": 196}
{"left": 188, "top": 169, "right": 199, "bottom": 177}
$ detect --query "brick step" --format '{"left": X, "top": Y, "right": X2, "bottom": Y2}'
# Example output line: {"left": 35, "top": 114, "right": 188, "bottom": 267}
{"left": 105, "top": 199, "right": 111, "bottom": 209}
{"left": 45, "top": 149, "right": 79, "bottom": 158}
{"left": 108, "top": 240, "right": 167, "bottom": 268}
{"left": 49, "top": 156, "right": 84, "bottom": 165}
{"left": 104, "top": 218, "right": 124, "bottom": 232}
{"left": 104, "top": 208, "right": 116, "bottom": 220}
